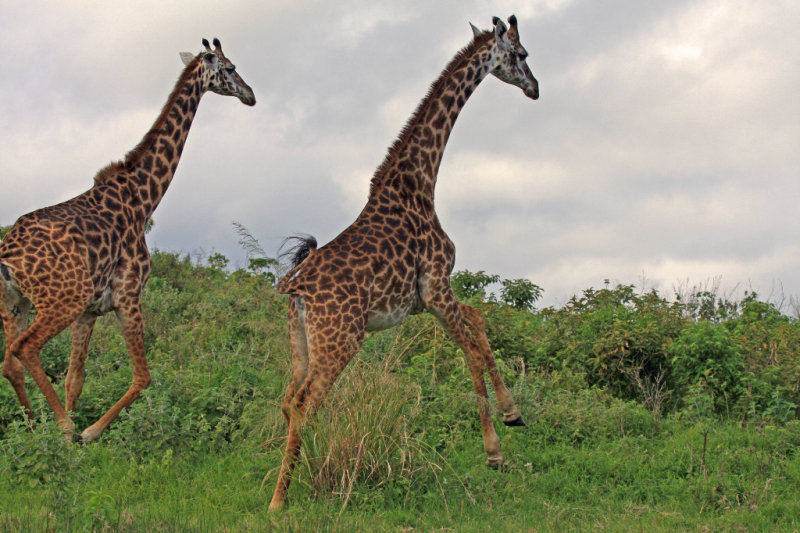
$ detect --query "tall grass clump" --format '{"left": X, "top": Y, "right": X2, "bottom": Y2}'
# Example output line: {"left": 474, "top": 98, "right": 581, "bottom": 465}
{"left": 292, "top": 357, "right": 450, "bottom": 510}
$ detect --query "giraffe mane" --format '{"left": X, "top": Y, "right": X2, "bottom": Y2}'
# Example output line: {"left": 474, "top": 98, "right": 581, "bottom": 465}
{"left": 369, "top": 30, "right": 493, "bottom": 195}
{"left": 94, "top": 54, "right": 204, "bottom": 185}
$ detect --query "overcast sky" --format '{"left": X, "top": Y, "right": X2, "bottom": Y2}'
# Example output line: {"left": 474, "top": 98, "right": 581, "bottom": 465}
{"left": 1, "top": 1, "right": 798, "bottom": 308}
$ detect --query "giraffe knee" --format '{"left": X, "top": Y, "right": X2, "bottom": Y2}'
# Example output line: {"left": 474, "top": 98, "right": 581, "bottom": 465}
{"left": 134, "top": 371, "right": 151, "bottom": 390}
{"left": 280, "top": 398, "right": 294, "bottom": 422}
{"left": 2, "top": 358, "right": 24, "bottom": 382}
{"left": 14, "top": 344, "right": 40, "bottom": 366}
{"left": 468, "top": 310, "right": 485, "bottom": 330}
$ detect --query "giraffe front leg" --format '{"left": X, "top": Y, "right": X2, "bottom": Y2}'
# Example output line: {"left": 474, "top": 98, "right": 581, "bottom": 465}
{"left": 425, "top": 292, "right": 504, "bottom": 468}
{"left": 80, "top": 300, "right": 150, "bottom": 442}
{"left": 65, "top": 312, "right": 97, "bottom": 413}
{"left": 459, "top": 302, "right": 525, "bottom": 426}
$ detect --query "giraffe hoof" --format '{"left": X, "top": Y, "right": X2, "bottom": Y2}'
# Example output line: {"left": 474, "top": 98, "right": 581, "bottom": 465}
{"left": 71, "top": 433, "right": 83, "bottom": 444}
{"left": 486, "top": 457, "right": 505, "bottom": 470}
{"left": 503, "top": 415, "right": 526, "bottom": 427}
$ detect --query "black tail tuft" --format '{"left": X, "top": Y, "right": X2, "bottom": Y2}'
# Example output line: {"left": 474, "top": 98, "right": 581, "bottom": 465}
{"left": 279, "top": 235, "right": 318, "bottom": 269}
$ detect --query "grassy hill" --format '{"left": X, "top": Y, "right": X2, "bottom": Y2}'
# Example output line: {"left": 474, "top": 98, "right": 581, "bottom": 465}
{"left": 1, "top": 249, "right": 799, "bottom": 531}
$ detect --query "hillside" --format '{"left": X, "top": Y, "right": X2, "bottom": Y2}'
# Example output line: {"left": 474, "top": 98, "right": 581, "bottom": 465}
{"left": 1, "top": 249, "right": 799, "bottom": 531}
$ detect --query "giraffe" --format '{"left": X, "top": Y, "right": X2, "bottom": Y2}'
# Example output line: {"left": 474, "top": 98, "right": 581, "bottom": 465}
{"left": 0, "top": 38, "right": 255, "bottom": 442}
{"left": 268, "top": 15, "right": 539, "bottom": 510}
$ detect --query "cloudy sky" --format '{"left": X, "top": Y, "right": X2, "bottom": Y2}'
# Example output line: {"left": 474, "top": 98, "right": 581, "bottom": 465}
{"left": 1, "top": 1, "right": 798, "bottom": 308}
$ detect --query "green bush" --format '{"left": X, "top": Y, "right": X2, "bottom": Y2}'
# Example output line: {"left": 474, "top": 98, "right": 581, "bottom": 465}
{"left": 670, "top": 321, "right": 743, "bottom": 415}
{"left": 533, "top": 284, "right": 685, "bottom": 403}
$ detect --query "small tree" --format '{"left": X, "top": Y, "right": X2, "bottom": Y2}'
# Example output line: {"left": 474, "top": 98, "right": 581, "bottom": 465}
{"left": 500, "top": 278, "right": 543, "bottom": 311}
{"left": 248, "top": 257, "right": 278, "bottom": 283}
{"left": 450, "top": 270, "right": 499, "bottom": 300}
{"left": 207, "top": 253, "right": 230, "bottom": 271}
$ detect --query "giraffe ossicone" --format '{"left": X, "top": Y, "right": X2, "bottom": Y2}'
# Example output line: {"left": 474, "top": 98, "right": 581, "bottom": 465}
{"left": 268, "top": 15, "right": 539, "bottom": 511}
{"left": 0, "top": 38, "right": 255, "bottom": 442}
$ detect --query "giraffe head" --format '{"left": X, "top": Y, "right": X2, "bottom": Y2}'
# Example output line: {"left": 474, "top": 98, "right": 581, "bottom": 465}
{"left": 472, "top": 15, "right": 539, "bottom": 100}
{"left": 180, "top": 38, "right": 256, "bottom": 106}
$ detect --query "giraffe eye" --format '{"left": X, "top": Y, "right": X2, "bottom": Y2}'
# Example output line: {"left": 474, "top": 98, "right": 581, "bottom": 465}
{"left": 517, "top": 52, "right": 528, "bottom": 60}
{"left": 225, "top": 65, "right": 236, "bottom": 72}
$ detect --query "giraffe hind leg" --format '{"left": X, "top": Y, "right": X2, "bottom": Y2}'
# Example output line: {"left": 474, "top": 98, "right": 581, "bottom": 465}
{"left": 13, "top": 303, "right": 91, "bottom": 435}
{"left": 280, "top": 296, "right": 310, "bottom": 426}
{"left": 65, "top": 312, "right": 97, "bottom": 413}
{"left": 269, "top": 302, "right": 365, "bottom": 512}
{"left": 459, "top": 302, "right": 525, "bottom": 426}
{"left": 0, "top": 282, "right": 34, "bottom": 421}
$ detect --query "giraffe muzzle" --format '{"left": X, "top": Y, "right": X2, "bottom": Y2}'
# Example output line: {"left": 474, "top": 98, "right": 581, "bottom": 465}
{"left": 525, "top": 81, "right": 539, "bottom": 100}
{"left": 239, "top": 92, "right": 257, "bottom": 106}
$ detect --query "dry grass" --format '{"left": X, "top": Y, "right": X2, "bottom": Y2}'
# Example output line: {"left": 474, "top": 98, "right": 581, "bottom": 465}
{"left": 295, "top": 358, "right": 449, "bottom": 510}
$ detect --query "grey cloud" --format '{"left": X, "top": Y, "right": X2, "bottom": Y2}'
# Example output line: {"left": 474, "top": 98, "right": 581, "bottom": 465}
{"left": 2, "top": 0, "right": 799, "bottom": 308}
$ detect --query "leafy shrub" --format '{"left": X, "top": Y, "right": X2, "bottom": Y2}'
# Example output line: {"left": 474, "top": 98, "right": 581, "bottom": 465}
{"left": 1, "top": 411, "right": 84, "bottom": 489}
{"left": 534, "top": 284, "right": 685, "bottom": 403}
{"left": 670, "top": 321, "right": 743, "bottom": 415}
{"left": 728, "top": 299, "right": 800, "bottom": 421}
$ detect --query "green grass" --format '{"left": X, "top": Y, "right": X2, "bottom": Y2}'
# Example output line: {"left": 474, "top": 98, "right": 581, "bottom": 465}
{"left": 2, "top": 384, "right": 798, "bottom": 531}
{"left": 1, "top": 251, "right": 799, "bottom": 531}
{"left": 2, "top": 415, "right": 798, "bottom": 531}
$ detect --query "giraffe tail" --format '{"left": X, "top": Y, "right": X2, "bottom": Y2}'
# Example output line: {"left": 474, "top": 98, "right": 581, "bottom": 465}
{"left": 279, "top": 234, "right": 317, "bottom": 269}
{"left": 276, "top": 235, "right": 317, "bottom": 293}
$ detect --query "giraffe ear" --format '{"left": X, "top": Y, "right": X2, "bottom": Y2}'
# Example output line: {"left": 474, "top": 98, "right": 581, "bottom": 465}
{"left": 179, "top": 52, "right": 194, "bottom": 66}
{"left": 493, "top": 17, "right": 508, "bottom": 35}
{"left": 493, "top": 17, "right": 510, "bottom": 49}
{"left": 469, "top": 22, "right": 481, "bottom": 38}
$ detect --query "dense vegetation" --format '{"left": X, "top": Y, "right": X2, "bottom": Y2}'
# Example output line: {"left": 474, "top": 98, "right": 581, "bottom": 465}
{"left": 0, "top": 246, "right": 799, "bottom": 531}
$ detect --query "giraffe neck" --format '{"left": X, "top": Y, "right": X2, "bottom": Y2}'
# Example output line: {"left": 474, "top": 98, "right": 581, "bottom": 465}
{"left": 369, "top": 32, "right": 494, "bottom": 202}
{"left": 99, "top": 57, "right": 206, "bottom": 218}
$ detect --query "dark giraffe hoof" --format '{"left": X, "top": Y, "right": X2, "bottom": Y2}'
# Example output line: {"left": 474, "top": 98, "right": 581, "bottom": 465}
{"left": 71, "top": 433, "right": 83, "bottom": 444}
{"left": 504, "top": 416, "right": 526, "bottom": 427}
{"left": 486, "top": 460, "right": 509, "bottom": 472}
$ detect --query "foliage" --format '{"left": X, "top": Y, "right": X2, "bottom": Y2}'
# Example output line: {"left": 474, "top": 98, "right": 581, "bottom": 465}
{"left": 499, "top": 278, "right": 543, "bottom": 310}
{"left": 670, "top": 321, "right": 743, "bottom": 414}
{"left": 450, "top": 270, "right": 499, "bottom": 300}
{"left": 1, "top": 257, "right": 800, "bottom": 529}
{"left": 532, "top": 284, "right": 686, "bottom": 401}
